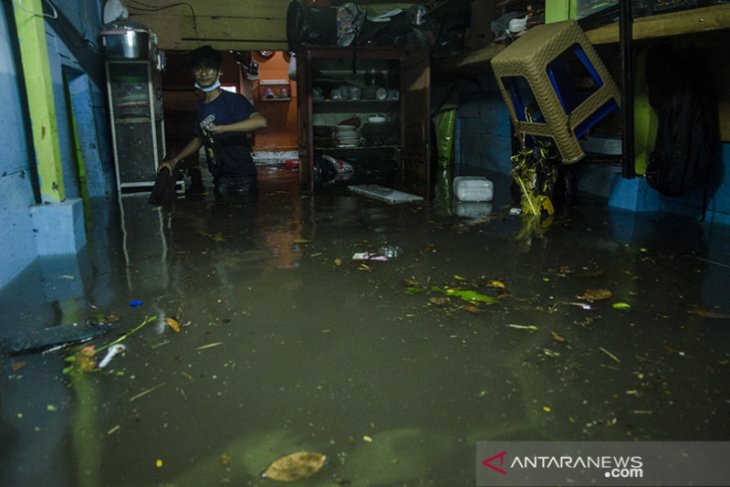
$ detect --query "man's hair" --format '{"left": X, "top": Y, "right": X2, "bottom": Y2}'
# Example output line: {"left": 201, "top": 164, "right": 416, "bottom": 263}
{"left": 190, "top": 45, "right": 222, "bottom": 70}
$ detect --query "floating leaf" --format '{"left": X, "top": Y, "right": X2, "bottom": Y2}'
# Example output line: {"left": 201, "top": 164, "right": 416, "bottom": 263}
{"left": 487, "top": 280, "right": 506, "bottom": 289}
{"left": 76, "top": 346, "right": 97, "bottom": 372}
{"left": 46, "top": 404, "right": 58, "bottom": 412}
{"left": 444, "top": 288, "right": 498, "bottom": 305}
{"left": 11, "top": 361, "right": 27, "bottom": 372}
{"left": 461, "top": 304, "right": 484, "bottom": 314}
{"left": 165, "top": 317, "right": 181, "bottom": 333}
{"left": 401, "top": 278, "right": 421, "bottom": 287}
{"left": 429, "top": 296, "right": 449, "bottom": 305}
{"left": 293, "top": 238, "right": 311, "bottom": 244}
{"left": 334, "top": 258, "right": 343, "bottom": 267}
{"left": 196, "top": 342, "right": 223, "bottom": 351}
{"left": 551, "top": 331, "right": 567, "bottom": 343}
{"left": 262, "top": 452, "right": 326, "bottom": 482}
{"left": 577, "top": 289, "right": 613, "bottom": 301}
{"left": 209, "top": 233, "right": 226, "bottom": 242}
{"left": 612, "top": 302, "right": 631, "bottom": 310}
{"left": 405, "top": 286, "right": 426, "bottom": 295}
{"left": 688, "top": 308, "right": 730, "bottom": 319}
{"left": 453, "top": 275, "right": 467, "bottom": 281}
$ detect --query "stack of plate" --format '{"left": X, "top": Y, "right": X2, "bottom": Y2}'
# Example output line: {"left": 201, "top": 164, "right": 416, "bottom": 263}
{"left": 335, "top": 125, "right": 360, "bottom": 148}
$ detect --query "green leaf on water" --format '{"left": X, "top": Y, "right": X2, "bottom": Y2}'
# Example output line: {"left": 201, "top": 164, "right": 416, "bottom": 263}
{"left": 405, "top": 287, "right": 425, "bottom": 295}
{"left": 444, "top": 288, "right": 498, "bottom": 305}
{"left": 612, "top": 302, "right": 631, "bottom": 310}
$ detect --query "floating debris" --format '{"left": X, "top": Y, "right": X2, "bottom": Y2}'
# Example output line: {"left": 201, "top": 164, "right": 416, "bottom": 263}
{"left": 196, "top": 342, "right": 223, "bottom": 351}
{"left": 129, "top": 383, "right": 165, "bottom": 402}
{"left": 461, "top": 304, "right": 484, "bottom": 314}
{"left": 599, "top": 347, "right": 621, "bottom": 364}
{"left": 560, "top": 301, "right": 593, "bottom": 310}
{"left": 612, "top": 302, "right": 631, "bottom": 310}
{"left": 165, "top": 317, "right": 181, "bottom": 333}
{"left": 577, "top": 289, "right": 612, "bottom": 301}
{"left": 551, "top": 331, "right": 567, "bottom": 343}
{"left": 441, "top": 288, "right": 498, "bottom": 305}
{"left": 98, "top": 344, "right": 126, "bottom": 368}
{"left": 261, "top": 451, "right": 326, "bottom": 481}
{"left": 543, "top": 348, "right": 560, "bottom": 358}
{"left": 507, "top": 324, "right": 538, "bottom": 332}
{"left": 688, "top": 308, "right": 730, "bottom": 319}
{"left": 428, "top": 296, "right": 449, "bottom": 306}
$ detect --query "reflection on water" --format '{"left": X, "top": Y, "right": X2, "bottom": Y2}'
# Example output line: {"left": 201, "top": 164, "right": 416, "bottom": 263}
{"left": 1, "top": 168, "right": 730, "bottom": 486}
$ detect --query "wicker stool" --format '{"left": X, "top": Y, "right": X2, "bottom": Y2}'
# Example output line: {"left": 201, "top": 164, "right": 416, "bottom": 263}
{"left": 491, "top": 20, "right": 620, "bottom": 163}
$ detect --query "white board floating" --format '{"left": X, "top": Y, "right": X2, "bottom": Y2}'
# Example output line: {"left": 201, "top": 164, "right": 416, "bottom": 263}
{"left": 348, "top": 185, "right": 424, "bottom": 204}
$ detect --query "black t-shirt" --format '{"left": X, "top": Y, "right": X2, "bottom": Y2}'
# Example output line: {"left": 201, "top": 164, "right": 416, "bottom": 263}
{"left": 194, "top": 90, "right": 257, "bottom": 178}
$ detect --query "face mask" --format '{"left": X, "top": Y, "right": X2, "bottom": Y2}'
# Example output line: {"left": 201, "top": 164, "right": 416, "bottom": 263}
{"left": 195, "top": 79, "right": 221, "bottom": 93}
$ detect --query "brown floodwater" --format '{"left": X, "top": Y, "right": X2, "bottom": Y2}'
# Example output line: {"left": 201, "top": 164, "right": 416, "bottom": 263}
{"left": 1, "top": 167, "right": 729, "bottom": 486}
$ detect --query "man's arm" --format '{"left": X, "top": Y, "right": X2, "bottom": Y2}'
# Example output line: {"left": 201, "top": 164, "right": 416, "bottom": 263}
{"left": 211, "top": 112, "right": 267, "bottom": 135}
{"left": 158, "top": 136, "right": 203, "bottom": 172}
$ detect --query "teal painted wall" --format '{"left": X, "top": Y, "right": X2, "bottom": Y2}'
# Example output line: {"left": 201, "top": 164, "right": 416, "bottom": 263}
{"left": 0, "top": 4, "right": 38, "bottom": 286}
{"left": 0, "top": 0, "right": 114, "bottom": 289}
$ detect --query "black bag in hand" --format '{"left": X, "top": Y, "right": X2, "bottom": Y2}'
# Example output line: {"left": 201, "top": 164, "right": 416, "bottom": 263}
{"left": 149, "top": 167, "right": 178, "bottom": 206}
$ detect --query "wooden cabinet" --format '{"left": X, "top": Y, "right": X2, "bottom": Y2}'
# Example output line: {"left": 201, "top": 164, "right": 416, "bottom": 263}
{"left": 296, "top": 47, "right": 431, "bottom": 198}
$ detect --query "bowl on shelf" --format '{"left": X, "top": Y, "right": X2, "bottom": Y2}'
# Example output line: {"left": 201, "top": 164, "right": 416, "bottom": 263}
{"left": 367, "top": 114, "right": 387, "bottom": 123}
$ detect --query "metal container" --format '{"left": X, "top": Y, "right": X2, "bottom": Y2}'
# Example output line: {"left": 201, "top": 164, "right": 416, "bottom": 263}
{"left": 101, "top": 28, "right": 151, "bottom": 59}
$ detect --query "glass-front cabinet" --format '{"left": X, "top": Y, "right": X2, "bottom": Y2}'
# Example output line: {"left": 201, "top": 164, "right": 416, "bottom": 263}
{"left": 297, "top": 47, "right": 431, "bottom": 198}
{"left": 106, "top": 60, "right": 165, "bottom": 192}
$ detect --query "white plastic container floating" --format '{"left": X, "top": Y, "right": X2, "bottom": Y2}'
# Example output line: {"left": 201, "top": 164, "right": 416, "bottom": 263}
{"left": 453, "top": 176, "right": 493, "bottom": 202}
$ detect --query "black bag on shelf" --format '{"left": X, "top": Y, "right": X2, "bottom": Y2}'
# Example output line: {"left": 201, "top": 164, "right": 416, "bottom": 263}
{"left": 287, "top": 1, "right": 338, "bottom": 51}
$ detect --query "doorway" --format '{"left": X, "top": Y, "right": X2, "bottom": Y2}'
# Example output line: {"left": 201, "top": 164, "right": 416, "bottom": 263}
{"left": 160, "top": 49, "right": 299, "bottom": 175}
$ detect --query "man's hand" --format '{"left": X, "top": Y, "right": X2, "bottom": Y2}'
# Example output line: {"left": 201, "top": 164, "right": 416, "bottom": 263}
{"left": 158, "top": 159, "right": 177, "bottom": 173}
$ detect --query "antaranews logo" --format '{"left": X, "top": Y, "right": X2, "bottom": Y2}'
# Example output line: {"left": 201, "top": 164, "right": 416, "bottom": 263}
{"left": 482, "top": 451, "right": 507, "bottom": 475}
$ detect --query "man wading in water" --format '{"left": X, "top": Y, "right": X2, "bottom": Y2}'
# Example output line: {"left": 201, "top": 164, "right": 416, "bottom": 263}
{"left": 159, "top": 45, "right": 267, "bottom": 201}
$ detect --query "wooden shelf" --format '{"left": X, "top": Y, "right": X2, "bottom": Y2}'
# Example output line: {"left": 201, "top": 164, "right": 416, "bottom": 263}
{"left": 433, "top": 5, "right": 730, "bottom": 74}
{"left": 586, "top": 4, "right": 730, "bottom": 44}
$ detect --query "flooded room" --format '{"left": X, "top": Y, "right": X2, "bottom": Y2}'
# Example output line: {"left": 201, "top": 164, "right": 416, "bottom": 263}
{"left": 1, "top": 1, "right": 730, "bottom": 486}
